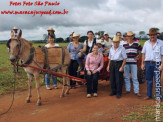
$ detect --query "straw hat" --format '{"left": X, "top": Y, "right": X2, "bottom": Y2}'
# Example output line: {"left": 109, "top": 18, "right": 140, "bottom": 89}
{"left": 47, "top": 27, "right": 55, "bottom": 32}
{"left": 147, "top": 28, "right": 157, "bottom": 35}
{"left": 13, "top": 26, "right": 18, "bottom": 30}
{"left": 127, "top": 31, "right": 135, "bottom": 36}
{"left": 72, "top": 33, "right": 80, "bottom": 37}
{"left": 112, "top": 36, "right": 120, "bottom": 42}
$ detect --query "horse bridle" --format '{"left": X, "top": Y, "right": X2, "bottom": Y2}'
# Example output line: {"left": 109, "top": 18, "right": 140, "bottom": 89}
{"left": 7, "top": 38, "right": 22, "bottom": 60}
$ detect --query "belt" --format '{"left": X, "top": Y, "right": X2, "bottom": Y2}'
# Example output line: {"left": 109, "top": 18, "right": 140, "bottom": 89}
{"left": 146, "top": 61, "right": 161, "bottom": 63}
{"left": 111, "top": 60, "right": 123, "bottom": 63}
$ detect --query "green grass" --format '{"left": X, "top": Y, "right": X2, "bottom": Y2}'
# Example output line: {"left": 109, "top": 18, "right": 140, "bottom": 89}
{"left": 0, "top": 43, "right": 68, "bottom": 94}
{"left": 122, "top": 97, "right": 163, "bottom": 121}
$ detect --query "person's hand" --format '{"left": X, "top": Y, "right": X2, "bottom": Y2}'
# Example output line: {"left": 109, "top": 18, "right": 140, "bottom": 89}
{"left": 134, "top": 55, "right": 140, "bottom": 61}
{"left": 158, "top": 65, "right": 163, "bottom": 71}
{"left": 87, "top": 70, "right": 91, "bottom": 75}
{"left": 141, "top": 63, "right": 145, "bottom": 70}
{"left": 80, "top": 49, "right": 84, "bottom": 53}
{"left": 119, "top": 67, "right": 124, "bottom": 72}
{"left": 78, "top": 52, "right": 82, "bottom": 57}
{"left": 93, "top": 70, "right": 98, "bottom": 74}
{"left": 107, "top": 66, "right": 110, "bottom": 72}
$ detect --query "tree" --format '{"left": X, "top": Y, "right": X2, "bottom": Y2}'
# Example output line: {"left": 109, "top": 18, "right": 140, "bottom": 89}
{"left": 79, "top": 36, "right": 88, "bottom": 42}
{"left": 139, "top": 31, "right": 145, "bottom": 41}
{"left": 43, "top": 34, "right": 48, "bottom": 42}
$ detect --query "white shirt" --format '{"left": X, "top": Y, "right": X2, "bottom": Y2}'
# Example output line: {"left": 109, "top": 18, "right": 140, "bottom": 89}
{"left": 45, "top": 43, "right": 59, "bottom": 48}
{"left": 109, "top": 46, "right": 127, "bottom": 61}
{"left": 142, "top": 39, "right": 163, "bottom": 62}
{"left": 84, "top": 39, "right": 93, "bottom": 47}
{"left": 104, "top": 39, "right": 112, "bottom": 49}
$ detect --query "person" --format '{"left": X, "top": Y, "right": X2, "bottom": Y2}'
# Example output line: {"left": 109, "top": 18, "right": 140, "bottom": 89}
{"left": 123, "top": 33, "right": 127, "bottom": 42}
{"left": 67, "top": 33, "right": 83, "bottom": 88}
{"left": 104, "top": 32, "right": 112, "bottom": 54}
{"left": 44, "top": 34, "right": 59, "bottom": 90}
{"left": 85, "top": 45, "right": 104, "bottom": 98}
{"left": 141, "top": 28, "right": 163, "bottom": 100}
{"left": 107, "top": 36, "right": 127, "bottom": 99}
{"left": 47, "top": 27, "right": 55, "bottom": 36}
{"left": 96, "top": 39, "right": 104, "bottom": 54}
{"left": 79, "top": 30, "right": 96, "bottom": 60}
{"left": 12, "top": 26, "right": 18, "bottom": 37}
{"left": 123, "top": 31, "right": 142, "bottom": 97}
{"left": 116, "top": 32, "right": 125, "bottom": 45}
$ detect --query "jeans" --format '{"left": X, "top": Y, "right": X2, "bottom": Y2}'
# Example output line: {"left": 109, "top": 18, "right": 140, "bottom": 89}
{"left": 45, "top": 74, "right": 57, "bottom": 87}
{"left": 145, "top": 62, "right": 162, "bottom": 99}
{"left": 86, "top": 72, "right": 99, "bottom": 94}
{"left": 124, "top": 64, "right": 139, "bottom": 93}
{"left": 75, "top": 54, "right": 83, "bottom": 65}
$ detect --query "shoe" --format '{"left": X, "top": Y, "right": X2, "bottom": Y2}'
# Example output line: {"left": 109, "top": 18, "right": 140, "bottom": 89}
{"left": 116, "top": 94, "right": 121, "bottom": 99}
{"left": 135, "top": 93, "right": 141, "bottom": 97}
{"left": 53, "top": 86, "right": 58, "bottom": 89}
{"left": 125, "top": 91, "right": 130, "bottom": 94}
{"left": 93, "top": 93, "right": 98, "bottom": 97}
{"left": 87, "top": 94, "right": 91, "bottom": 98}
{"left": 110, "top": 93, "right": 116, "bottom": 96}
{"left": 144, "top": 96, "right": 152, "bottom": 100}
{"left": 46, "top": 86, "right": 51, "bottom": 90}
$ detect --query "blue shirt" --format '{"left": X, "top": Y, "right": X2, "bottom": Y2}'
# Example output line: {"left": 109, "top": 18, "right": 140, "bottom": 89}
{"left": 67, "top": 42, "right": 83, "bottom": 60}
{"left": 142, "top": 39, "right": 163, "bottom": 62}
{"left": 109, "top": 45, "right": 127, "bottom": 61}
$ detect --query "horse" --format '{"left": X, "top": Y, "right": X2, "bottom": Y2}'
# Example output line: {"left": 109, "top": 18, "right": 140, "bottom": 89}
{"left": 7, "top": 30, "right": 71, "bottom": 106}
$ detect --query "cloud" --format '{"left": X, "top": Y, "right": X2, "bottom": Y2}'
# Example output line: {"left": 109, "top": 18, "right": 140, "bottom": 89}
{"left": 0, "top": 0, "right": 163, "bottom": 40}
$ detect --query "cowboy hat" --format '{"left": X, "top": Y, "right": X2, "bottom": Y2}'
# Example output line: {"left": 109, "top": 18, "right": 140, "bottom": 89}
{"left": 112, "top": 36, "right": 120, "bottom": 42}
{"left": 96, "top": 39, "right": 102, "bottom": 44}
{"left": 126, "top": 31, "right": 135, "bottom": 36}
{"left": 13, "top": 26, "right": 18, "bottom": 30}
{"left": 104, "top": 32, "right": 109, "bottom": 35}
{"left": 72, "top": 33, "right": 80, "bottom": 37}
{"left": 47, "top": 27, "right": 55, "bottom": 32}
{"left": 147, "top": 28, "right": 157, "bottom": 35}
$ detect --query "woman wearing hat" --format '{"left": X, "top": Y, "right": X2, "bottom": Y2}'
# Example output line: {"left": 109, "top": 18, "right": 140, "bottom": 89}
{"left": 67, "top": 33, "right": 83, "bottom": 88}
{"left": 104, "top": 32, "right": 112, "bottom": 53}
{"left": 107, "top": 36, "right": 127, "bottom": 99}
{"left": 141, "top": 28, "right": 163, "bottom": 100}
{"left": 45, "top": 34, "right": 59, "bottom": 90}
{"left": 47, "top": 27, "right": 55, "bottom": 36}
{"left": 123, "top": 31, "right": 142, "bottom": 97}
{"left": 85, "top": 45, "right": 104, "bottom": 98}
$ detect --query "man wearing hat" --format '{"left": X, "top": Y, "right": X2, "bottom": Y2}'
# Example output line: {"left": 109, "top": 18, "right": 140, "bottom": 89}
{"left": 141, "top": 28, "right": 163, "bottom": 100}
{"left": 123, "top": 31, "right": 142, "bottom": 97}
{"left": 107, "top": 36, "right": 127, "bottom": 98}
{"left": 12, "top": 26, "right": 18, "bottom": 37}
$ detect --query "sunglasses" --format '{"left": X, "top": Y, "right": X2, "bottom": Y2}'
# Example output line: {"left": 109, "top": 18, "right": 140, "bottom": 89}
{"left": 149, "top": 34, "right": 156, "bottom": 36}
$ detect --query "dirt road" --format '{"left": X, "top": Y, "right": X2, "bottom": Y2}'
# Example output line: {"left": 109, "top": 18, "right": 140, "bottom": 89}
{"left": 0, "top": 74, "right": 162, "bottom": 122}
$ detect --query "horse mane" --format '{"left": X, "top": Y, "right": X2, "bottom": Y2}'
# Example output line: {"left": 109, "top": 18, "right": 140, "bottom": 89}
{"left": 20, "top": 38, "right": 33, "bottom": 47}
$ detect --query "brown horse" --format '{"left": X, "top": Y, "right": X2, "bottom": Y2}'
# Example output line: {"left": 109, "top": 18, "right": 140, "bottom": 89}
{"left": 8, "top": 30, "right": 71, "bottom": 106}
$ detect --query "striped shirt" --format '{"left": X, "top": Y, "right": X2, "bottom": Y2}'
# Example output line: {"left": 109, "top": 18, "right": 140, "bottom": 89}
{"left": 123, "top": 41, "right": 142, "bottom": 64}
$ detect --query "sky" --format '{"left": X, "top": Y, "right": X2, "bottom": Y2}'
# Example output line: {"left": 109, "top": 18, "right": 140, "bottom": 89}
{"left": 0, "top": 0, "right": 163, "bottom": 40}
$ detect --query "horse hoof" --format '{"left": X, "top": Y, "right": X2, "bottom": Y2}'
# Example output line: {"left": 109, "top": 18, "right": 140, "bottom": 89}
{"left": 36, "top": 103, "right": 41, "bottom": 106}
{"left": 60, "top": 95, "right": 64, "bottom": 98}
{"left": 25, "top": 100, "right": 30, "bottom": 103}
